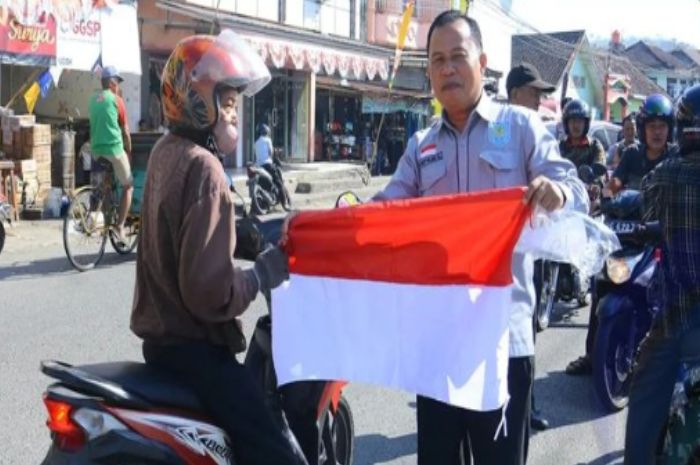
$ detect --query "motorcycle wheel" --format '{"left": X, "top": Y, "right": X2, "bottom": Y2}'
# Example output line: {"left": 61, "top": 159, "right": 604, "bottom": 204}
{"left": 593, "top": 312, "right": 632, "bottom": 411}
{"left": 320, "top": 396, "right": 354, "bottom": 465}
{"left": 0, "top": 220, "right": 4, "bottom": 254}
{"left": 536, "top": 262, "right": 559, "bottom": 332}
{"left": 251, "top": 184, "right": 273, "bottom": 216}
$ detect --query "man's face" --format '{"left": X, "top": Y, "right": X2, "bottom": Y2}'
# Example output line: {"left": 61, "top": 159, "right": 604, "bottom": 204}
{"left": 622, "top": 119, "right": 636, "bottom": 143}
{"left": 109, "top": 78, "right": 120, "bottom": 94}
{"left": 567, "top": 117, "right": 586, "bottom": 139}
{"left": 511, "top": 85, "right": 542, "bottom": 111}
{"left": 428, "top": 20, "right": 486, "bottom": 114}
{"left": 645, "top": 119, "right": 669, "bottom": 151}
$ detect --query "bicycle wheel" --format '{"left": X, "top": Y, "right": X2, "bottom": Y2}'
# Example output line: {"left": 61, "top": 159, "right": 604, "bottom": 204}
{"left": 110, "top": 215, "right": 139, "bottom": 254}
{"left": 63, "top": 187, "right": 108, "bottom": 271}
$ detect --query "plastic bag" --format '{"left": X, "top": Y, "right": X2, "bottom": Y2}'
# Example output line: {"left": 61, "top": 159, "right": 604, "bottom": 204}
{"left": 515, "top": 208, "right": 621, "bottom": 278}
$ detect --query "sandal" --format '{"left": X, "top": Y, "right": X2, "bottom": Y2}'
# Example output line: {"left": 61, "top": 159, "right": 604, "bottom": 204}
{"left": 565, "top": 355, "right": 592, "bottom": 375}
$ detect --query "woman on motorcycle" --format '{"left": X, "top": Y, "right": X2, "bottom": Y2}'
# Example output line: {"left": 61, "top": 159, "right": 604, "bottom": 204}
{"left": 130, "top": 30, "right": 305, "bottom": 465}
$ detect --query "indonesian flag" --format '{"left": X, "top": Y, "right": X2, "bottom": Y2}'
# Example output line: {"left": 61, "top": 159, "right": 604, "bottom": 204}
{"left": 272, "top": 188, "right": 531, "bottom": 411}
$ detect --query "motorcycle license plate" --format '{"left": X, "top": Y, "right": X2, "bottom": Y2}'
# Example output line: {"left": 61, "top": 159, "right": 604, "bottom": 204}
{"left": 607, "top": 221, "right": 637, "bottom": 234}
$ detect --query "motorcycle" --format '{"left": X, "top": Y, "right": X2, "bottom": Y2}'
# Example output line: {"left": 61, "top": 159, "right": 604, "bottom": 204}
{"left": 591, "top": 191, "right": 662, "bottom": 411}
{"left": 0, "top": 192, "right": 11, "bottom": 254}
{"left": 38, "top": 196, "right": 354, "bottom": 465}
{"left": 533, "top": 163, "right": 606, "bottom": 331}
{"left": 661, "top": 361, "right": 700, "bottom": 464}
{"left": 247, "top": 157, "right": 291, "bottom": 216}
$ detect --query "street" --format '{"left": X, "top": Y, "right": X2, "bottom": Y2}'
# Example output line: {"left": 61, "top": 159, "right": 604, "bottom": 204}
{"left": 0, "top": 222, "right": 626, "bottom": 465}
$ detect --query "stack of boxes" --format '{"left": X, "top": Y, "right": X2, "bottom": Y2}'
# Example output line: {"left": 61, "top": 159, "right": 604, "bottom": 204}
{"left": 0, "top": 112, "right": 54, "bottom": 212}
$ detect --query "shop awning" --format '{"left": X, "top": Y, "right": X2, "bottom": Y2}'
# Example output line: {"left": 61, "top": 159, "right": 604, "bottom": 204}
{"left": 156, "top": 0, "right": 391, "bottom": 82}
{"left": 0, "top": 1, "right": 141, "bottom": 74}
{"left": 243, "top": 34, "right": 389, "bottom": 81}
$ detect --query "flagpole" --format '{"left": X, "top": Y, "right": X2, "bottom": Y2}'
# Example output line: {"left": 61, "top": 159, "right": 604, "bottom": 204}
{"left": 3, "top": 68, "right": 42, "bottom": 110}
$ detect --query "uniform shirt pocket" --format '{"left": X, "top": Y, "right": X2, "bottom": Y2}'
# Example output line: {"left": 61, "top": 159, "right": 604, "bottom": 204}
{"left": 418, "top": 155, "right": 447, "bottom": 194}
{"left": 480, "top": 150, "right": 522, "bottom": 189}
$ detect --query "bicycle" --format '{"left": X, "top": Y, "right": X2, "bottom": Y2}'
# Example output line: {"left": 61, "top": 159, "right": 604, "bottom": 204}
{"left": 62, "top": 158, "right": 139, "bottom": 271}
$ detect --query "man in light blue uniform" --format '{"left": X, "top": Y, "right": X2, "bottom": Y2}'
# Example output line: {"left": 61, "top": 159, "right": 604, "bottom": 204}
{"left": 373, "top": 10, "right": 588, "bottom": 465}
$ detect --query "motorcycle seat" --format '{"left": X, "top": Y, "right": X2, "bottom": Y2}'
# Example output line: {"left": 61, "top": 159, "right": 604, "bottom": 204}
{"left": 41, "top": 360, "right": 204, "bottom": 412}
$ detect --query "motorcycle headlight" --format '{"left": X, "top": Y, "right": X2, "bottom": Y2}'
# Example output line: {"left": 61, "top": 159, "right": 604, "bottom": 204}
{"left": 605, "top": 253, "right": 643, "bottom": 284}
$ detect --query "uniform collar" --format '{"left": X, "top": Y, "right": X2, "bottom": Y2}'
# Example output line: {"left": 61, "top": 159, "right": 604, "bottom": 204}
{"left": 438, "top": 93, "right": 498, "bottom": 133}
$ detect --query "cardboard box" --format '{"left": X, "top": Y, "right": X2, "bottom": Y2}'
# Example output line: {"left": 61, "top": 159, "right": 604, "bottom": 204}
{"left": 9, "top": 115, "right": 36, "bottom": 131}
{"left": 15, "top": 159, "right": 37, "bottom": 178}
{"left": 18, "top": 143, "right": 51, "bottom": 161}
{"left": 22, "top": 124, "right": 52, "bottom": 147}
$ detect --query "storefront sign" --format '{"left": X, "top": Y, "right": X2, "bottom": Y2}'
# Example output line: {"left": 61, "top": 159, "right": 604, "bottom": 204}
{"left": 0, "top": 13, "right": 57, "bottom": 65}
{"left": 362, "top": 96, "right": 430, "bottom": 115}
{"left": 56, "top": 11, "right": 101, "bottom": 69}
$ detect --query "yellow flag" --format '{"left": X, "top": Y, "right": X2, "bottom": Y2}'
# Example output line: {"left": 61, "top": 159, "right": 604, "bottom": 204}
{"left": 24, "top": 82, "right": 41, "bottom": 114}
{"left": 461, "top": 0, "right": 470, "bottom": 14}
{"left": 389, "top": 1, "right": 415, "bottom": 90}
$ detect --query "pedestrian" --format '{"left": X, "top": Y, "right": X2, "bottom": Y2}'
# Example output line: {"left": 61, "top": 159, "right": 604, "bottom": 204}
{"left": 88, "top": 66, "right": 133, "bottom": 245}
{"left": 506, "top": 61, "right": 557, "bottom": 434}
{"left": 372, "top": 10, "right": 588, "bottom": 465}
{"left": 624, "top": 84, "right": 700, "bottom": 465}
{"left": 130, "top": 30, "right": 306, "bottom": 465}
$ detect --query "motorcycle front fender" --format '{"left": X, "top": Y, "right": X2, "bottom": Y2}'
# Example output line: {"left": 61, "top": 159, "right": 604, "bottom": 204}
{"left": 596, "top": 292, "right": 640, "bottom": 323}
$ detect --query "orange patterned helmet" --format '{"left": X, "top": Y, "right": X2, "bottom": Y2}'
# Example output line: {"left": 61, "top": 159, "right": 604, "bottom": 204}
{"left": 161, "top": 29, "right": 271, "bottom": 131}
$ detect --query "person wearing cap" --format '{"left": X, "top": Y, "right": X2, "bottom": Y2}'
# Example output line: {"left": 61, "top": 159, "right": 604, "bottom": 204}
{"left": 88, "top": 66, "right": 133, "bottom": 245}
{"left": 506, "top": 62, "right": 555, "bottom": 435}
{"left": 506, "top": 62, "right": 556, "bottom": 113}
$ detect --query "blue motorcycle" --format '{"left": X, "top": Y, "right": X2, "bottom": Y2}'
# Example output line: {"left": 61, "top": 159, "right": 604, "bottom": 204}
{"left": 591, "top": 191, "right": 662, "bottom": 411}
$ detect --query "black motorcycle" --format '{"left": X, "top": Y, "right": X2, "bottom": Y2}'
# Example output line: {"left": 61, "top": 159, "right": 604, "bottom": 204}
{"left": 533, "top": 163, "right": 606, "bottom": 331}
{"left": 591, "top": 191, "right": 662, "bottom": 411}
{"left": 247, "top": 158, "right": 291, "bottom": 215}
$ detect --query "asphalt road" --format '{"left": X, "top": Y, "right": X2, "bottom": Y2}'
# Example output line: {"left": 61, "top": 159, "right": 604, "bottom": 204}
{"left": 0, "top": 229, "right": 626, "bottom": 465}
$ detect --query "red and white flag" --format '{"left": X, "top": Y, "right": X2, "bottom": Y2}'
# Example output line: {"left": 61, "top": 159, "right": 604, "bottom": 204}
{"left": 272, "top": 188, "right": 530, "bottom": 411}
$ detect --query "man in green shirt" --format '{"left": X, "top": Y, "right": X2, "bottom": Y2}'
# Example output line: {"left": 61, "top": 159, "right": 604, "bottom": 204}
{"left": 89, "top": 66, "right": 133, "bottom": 244}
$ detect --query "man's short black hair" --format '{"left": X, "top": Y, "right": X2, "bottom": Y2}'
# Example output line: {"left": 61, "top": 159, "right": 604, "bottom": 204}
{"left": 427, "top": 10, "right": 483, "bottom": 55}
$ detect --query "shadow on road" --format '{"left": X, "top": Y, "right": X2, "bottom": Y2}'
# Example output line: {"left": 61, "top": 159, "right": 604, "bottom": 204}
{"left": 533, "top": 368, "right": 619, "bottom": 431}
{"left": 353, "top": 433, "right": 416, "bottom": 465}
{"left": 574, "top": 449, "right": 623, "bottom": 465}
{"left": 0, "top": 252, "right": 136, "bottom": 280}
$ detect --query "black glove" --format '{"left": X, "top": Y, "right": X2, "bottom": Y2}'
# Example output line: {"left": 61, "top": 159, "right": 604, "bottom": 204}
{"left": 253, "top": 246, "right": 289, "bottom": 291}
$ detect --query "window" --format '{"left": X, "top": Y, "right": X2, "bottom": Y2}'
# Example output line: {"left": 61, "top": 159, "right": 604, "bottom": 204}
{"left": 572, "top": 75, "right": 586, "bottom": 89}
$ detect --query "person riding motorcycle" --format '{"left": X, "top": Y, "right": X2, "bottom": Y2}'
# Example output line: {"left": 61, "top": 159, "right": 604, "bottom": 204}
{"left": 609, "top": 94, "right": 677, "bottom": 194}
{"left": 255, "top": 123, "right": 287, "bottom": 201}
{"left": 623, "top": 84, "right": 700, "bottom": 465}
{"left": 559, "top": 99, "right": 606, "bottom": 168}
{"left": 130, "top": 30, "right": 306, "bottom": 465}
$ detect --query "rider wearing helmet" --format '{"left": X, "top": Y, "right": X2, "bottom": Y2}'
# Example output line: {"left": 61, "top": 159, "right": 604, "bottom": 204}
{"left": 558, "top": 99, "right": 606, "bottom": 170}
{"left": 609, "top": 93, "right": 677, "bottom": 194}
{"left": 624, "top": 84, "right": 700, "bottom": 465}
{"left": 130, "top": 30, "right": 305, "bottom": 465}
{"left": 254, "top": 123, "right": 287, "bottom": 202}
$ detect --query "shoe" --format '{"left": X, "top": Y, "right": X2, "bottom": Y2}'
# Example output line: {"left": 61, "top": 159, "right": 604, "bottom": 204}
{"left": 565, "top": 354, "right": 592, "bottom": 375}
{"left": 530, "top": 410, "right": 550, "bottom": 431}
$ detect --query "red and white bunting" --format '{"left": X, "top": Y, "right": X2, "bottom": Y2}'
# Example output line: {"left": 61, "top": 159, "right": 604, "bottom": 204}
{"left": 351, "top": 56, "right": 364, "bottom": 80}
{"left": 337, "top": 54, "right": 350, "bottom": 78}
{"left": 306, "top": 48, "right": 322, "bottom": 74}
{"left": 268, "top": 41, "right": 287, "bottom": 69}
{"left": 288, "top": 44, "right": 306, "bottom": 70}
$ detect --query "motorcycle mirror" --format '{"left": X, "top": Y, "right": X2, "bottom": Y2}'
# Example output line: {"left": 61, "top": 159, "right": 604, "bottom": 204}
{"left": 592, "top": 163, "right": 608, "bottom": 177}
{"left": 577, "top": 165, "right": 595, "bottom": 184}
{"left": 335, "top": 191, "right": 362, "bottom": 208}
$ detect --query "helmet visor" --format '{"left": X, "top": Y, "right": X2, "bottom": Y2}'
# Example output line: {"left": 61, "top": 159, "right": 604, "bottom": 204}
{"left": 191, "top": 29, "right": 271, "bottom": 98}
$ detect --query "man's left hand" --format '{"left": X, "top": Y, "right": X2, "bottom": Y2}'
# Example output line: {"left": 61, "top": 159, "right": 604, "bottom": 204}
{"left": 524, "top": 176, "right": 565, "bottom": 212}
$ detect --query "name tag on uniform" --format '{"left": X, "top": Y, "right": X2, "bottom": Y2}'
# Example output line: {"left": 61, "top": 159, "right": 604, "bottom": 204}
{"left": 419, "top": 152, "right": 443, "bottom": 167}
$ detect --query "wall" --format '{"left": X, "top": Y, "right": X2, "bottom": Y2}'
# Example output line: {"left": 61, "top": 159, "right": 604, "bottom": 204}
{"left": 567, "top": 54, "right": 603, "bottom": 119}
{"left": 286, "top": 0, "right": 352, "bottom": 38}
{"left": 184, "top": 0, "right": 279, "bottom": 22}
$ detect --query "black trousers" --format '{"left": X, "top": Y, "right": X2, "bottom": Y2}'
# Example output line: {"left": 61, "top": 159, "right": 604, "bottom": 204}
{"left": 585, "top": 279, "right": 599, "bottom": 355}
{"left": 143, "top": 340, "right": 306, "bottom": 465}
{"left": 418, "top": 356, "right": 534, "bottom": 465}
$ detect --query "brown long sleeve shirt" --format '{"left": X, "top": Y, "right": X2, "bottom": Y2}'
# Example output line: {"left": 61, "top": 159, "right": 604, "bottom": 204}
{"left": 131, "top": 133, "right": 258, "bottom": 353}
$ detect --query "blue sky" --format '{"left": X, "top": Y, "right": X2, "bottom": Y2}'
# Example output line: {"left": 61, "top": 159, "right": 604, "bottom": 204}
{"left": 507, "top": 0, "right": 700, "bottom": 48}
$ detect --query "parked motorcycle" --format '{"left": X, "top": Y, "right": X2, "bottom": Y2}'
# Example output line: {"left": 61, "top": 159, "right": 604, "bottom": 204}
{"left": 0, "top": 192, "right": 12, "bottom": 254}
{"left": 591, "top": 191, "right": 661, "bottom": 411}
{"left": 533, "top": 163, "right": 606, "bottom": 331}
{"left": 39, "top": 209, "right": 354, "bottom": 465}
{"left": 247, "top": 158, "right": 291, "bottom": 215}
